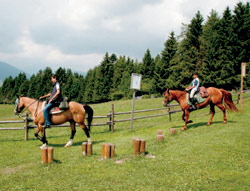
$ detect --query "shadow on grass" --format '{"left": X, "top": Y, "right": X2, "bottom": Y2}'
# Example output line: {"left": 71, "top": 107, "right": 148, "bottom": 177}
{"left": 172, "top": 120, "right": 237, "bottom": 129}
{"left": 47, "top": 140, "right": 106, "bottom": 148}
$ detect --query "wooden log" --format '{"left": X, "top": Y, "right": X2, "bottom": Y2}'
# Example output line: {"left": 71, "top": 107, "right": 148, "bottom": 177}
{"left": 157, "top": 134, "right": 164, "bottom": 142}
{"left": 169, "top": 128, "right": 177, "bottom": 135}
{"left": 47, "top": 147, "right": 54, "bottom": 163}
{"left": 82, "top": 142, "right": 87, "bottom": 156}
{"left": 132, "top": 137, "right": 138, "bottom": 148}
{"left": 133, "top": 139, "right": 141, "bottom": 156}
{"left": 105, "top": 144, "right": 111, "bottom": 159}
{"left": 87, "top": 142, "right": 92, "bottom": 156}
{"left": 110, "top": 144, "right": 115, "bottom": 159}
{"left": 157, "top": 130, "right": 163, "bottom": 135}
{"left": 41, "top": 147, "right": 48, "bottom": 164}
{"left": 102, "top": 144, "right": 106, "bottom": 159}
{"left": 140, "top": 139, "right": 146, "bottom": 155}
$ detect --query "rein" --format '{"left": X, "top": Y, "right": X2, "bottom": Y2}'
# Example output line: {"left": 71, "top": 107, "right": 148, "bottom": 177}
{"left": 18, "top": 99, "right": 40, "bottom": 117}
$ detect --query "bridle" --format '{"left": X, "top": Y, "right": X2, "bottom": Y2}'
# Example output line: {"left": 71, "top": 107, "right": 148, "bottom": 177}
{"left": 15, "top": 98, "right": 40, "bottom": 117}
{"left": 163, "top": 90, "right": 170, "bottom": 106}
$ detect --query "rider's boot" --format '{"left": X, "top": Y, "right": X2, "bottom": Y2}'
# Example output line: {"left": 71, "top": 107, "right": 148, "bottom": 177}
{"left": 190, "top": 98, "right": 196, "bottom": 110}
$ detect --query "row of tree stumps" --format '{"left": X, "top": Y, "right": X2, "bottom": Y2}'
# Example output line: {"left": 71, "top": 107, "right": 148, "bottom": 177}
{"left": 157, "top": 128, "right": 177, "bottom": 142}
{"left": 41, "top": 128, "right": 178, "bottom": 164}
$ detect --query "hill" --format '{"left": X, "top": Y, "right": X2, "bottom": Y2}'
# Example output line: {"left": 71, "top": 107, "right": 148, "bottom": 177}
{"left": 0, "top": 61, "right": 29, "bottom": 86}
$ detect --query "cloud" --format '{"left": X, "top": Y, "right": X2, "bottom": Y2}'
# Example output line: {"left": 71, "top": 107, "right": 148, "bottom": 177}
{"left": 0, "top": 0, "right": 248, "bottom": 74}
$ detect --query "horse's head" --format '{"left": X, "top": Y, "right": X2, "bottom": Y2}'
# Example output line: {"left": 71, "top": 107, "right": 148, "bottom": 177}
{"left": 163, "top": 88, "right": 172, "bottom": 106}
{"left": 14, "top": 96, "right": 25, "bottom": 115}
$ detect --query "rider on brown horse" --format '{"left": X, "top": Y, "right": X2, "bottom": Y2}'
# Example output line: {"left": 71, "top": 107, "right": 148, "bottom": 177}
{"left": 39, "top": 74, "right": 62, "bottom": 128}
{"left": 185, "top": 72, "right": 200, "bottom": 110}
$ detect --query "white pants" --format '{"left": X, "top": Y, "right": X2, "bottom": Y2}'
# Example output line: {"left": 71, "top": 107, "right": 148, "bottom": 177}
{"left": 190, "top": 88, "right": 197, "bottom": 98}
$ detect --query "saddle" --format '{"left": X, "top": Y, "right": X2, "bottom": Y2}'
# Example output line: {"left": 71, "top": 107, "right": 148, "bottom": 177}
{"left": 42, "top": 97, "right": 69, "bottom": 114}
{"left": 186, "top": 86, "right": 209, "bottom": 106}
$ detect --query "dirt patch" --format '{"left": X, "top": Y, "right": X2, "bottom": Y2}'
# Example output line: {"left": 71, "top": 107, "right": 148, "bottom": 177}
{"left": 1, "top": 163, "right": 35, "bottom": 175}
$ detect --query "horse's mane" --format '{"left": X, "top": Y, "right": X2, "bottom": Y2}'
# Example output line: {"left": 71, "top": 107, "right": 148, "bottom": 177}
{"left": 21, "top": 96, "right": 37, "bottom": 100}
{"left": 170, "top": 90, "right": 186, "bottom": 97}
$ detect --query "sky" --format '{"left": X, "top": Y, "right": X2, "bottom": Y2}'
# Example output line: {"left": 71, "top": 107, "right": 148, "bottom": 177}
{"left": 0, "top": 0, "right": 247, "bottom": 74}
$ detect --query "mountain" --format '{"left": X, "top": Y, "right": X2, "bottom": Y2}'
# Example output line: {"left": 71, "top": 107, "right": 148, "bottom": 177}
{"left": 0, "top": 61, "right": 30, "bottom": 86}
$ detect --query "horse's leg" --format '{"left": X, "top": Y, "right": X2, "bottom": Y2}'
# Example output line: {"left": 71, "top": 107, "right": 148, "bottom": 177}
{"left": 182, "top": 110, "right": 190, "bottom": 131}
{"left": 182, "top": 110, "right": 193, "bottom": 124}
{"left": 34, "top": 127, "right": 43, "bottom": 142}
{"left": 80, "top": 123, "right": 91, "bottom": 143}
{"left": 40, "top": 125, "right": 48, "bottom": 149}
{"left": 216, "top": 103, "right": 227, "bottom": 124}
{"left": 64, "top": 121, "right": 76, "bottom": 147}
{"left": 208, "top": 103, "right": 215, "bottom": 125}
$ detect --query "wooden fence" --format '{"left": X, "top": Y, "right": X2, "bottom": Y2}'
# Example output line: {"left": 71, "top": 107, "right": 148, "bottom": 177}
{"left": 1, "top": 91, "right": 249, "bottom": 140}
{"left": 0, "top": 104, "right": 181, "bottom": 140}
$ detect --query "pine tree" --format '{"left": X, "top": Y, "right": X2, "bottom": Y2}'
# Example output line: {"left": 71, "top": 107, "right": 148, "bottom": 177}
{"left": 41, "top": 67, "right": 53, "bottom": 96}
{"left": 118, "top": 71, "right": 131, "bottom": 98}
{"left": 12, "top": 73, "right": 27, "bottom": 99}
{"left": 93, "top": 53, "right": 114, "bottom": 102}
{"left": 141, "top": 49, "right": 155, "bottom": 79}
{"left": 161, "top": 32, "right": 178, "bottom": 79}
{"left": 28, "top": 74, "right": 38, "bottom": 98}
{"left": 177, "top": 11, "right": 204, "bottom": 89}
{"left": 217, "top": 7, "right": 236, "bottom": 89}
{"left": 232, "top": 2, "right": 250, "bottom": 80}
{"left": 0, "top": 76, "right": 14, "bottom": 103}
{"left": 200, "top": 10, "right": 221, "bottom": 87}
{"left": 18, "top": 80, "right": 30, "bottom": 96}
{"left": 83, "top": 69, "right": 95, "bottom": 103}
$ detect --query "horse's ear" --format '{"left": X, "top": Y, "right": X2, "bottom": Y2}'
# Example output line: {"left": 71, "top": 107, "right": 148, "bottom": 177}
{"left": 167, "top": 88, "right": 169, "bottom": 93}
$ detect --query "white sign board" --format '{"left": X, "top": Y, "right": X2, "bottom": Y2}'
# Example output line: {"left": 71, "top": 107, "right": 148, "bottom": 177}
{"left": 130, "top": 73, "right": 142, "bottom": 90}
{"left": 242, "top": 62, "right": 246, "bottom": 77}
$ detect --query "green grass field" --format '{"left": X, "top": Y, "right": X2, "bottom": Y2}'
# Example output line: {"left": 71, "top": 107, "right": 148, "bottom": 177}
{"left": 0, "top": 96, "right": 250, "bottom": 191}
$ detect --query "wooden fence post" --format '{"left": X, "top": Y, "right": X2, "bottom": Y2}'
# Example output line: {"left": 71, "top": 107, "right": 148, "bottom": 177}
{"left": 168, "top": 106, "right": 172, "bottom": 122}
{"left": 24, "top": 112, "right": 29, "bottom": 141}
{"left": 111, "top": 104, "right": 114, "bottom": 132}
{"left": 108, "top": 104, "right": 115, "bottom": 132}
{"left": 109, "top": 112, "right": 111, "bottom": 132}
{"left": 237, "top": 92, "right": 240, "bottom": 104}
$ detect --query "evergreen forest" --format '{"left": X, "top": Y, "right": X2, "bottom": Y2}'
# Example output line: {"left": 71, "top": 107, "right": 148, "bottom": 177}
{"left": 0, "top": 2, "right": 249, "bottom": 104}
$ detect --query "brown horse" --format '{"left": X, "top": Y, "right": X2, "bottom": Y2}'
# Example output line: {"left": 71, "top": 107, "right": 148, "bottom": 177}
{"left": 14, "top": 96, "right": 93, "bottom": 148}
{"left": 163, "top": 87, "right": 238, "bottom": 131}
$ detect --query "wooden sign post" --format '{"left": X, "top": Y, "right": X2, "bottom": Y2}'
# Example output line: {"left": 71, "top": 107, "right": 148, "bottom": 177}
{"left": 130, "top": 73, "right": 142, "bottom": 131}
{"left": 240, "top": 62, "right": 246, "bottom": 112}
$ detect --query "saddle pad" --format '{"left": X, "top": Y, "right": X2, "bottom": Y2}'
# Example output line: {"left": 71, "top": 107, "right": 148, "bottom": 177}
{"left": 186, "top": 93, "right": 206, "bottom": 106}
{"left": 42, "top": 101, "right": 65, "bottom": 114}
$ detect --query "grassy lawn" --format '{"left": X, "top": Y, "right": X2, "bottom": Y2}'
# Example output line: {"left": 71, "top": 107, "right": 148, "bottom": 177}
{"left": 0, "top": 96, "right": 249, "bottom": 191}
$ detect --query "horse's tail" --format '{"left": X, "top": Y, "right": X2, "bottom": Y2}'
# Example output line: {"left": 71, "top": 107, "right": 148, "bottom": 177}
{"left": 220, "top": 89, "right": 239, "bottom": 112}
{"left": 83, "top": 104, "right": 93, "bottom": 131}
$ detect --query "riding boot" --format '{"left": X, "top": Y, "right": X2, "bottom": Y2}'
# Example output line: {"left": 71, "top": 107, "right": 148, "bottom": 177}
{"left": 190, "top": 98, "right": 196, "bottom": 110}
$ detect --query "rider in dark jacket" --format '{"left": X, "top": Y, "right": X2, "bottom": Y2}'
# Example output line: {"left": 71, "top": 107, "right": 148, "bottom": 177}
{"left": 40, "top": 74, "right": 62, "bottom": 128}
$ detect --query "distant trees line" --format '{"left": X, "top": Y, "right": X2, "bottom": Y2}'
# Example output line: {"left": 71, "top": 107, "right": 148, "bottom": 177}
{"left": 0, "top": 2, "right": 249, "bottom": 104}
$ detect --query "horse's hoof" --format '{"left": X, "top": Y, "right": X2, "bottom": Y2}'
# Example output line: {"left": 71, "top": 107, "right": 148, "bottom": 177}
{"left": 40, "top": 144, "right": 47, "bottom": 149}
{"left": 87, "top": 138, "right": 92, "bottom": 143}
{"left": 181, "top": 128, "right": 187, "bottom": 131}
{"left": 187, "top": 120, "right": 193, "bottom": 124}
{"left": 224, "top": 121, "right": 227, "bottom": 124}
{"left": 64, "top": 140, "right": 73, "bottom": 147}
{"left": 207, "top": 123, "right": 211, "bottom": 126}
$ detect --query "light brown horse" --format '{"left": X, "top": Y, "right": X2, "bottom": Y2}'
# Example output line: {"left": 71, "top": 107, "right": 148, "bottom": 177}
{"left": 14, "top": 96, "right": 93, "bottom": 148}
{"left": 163, "top": 87, "right": 238, "bottom": 131}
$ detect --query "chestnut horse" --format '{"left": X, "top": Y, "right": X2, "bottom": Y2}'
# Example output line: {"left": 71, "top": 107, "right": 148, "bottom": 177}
{"left": 14, "top": 96, "right": 93, "bottom": 148}
{"left": 163, "top": 87, "right": 238, "bottom": 131}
